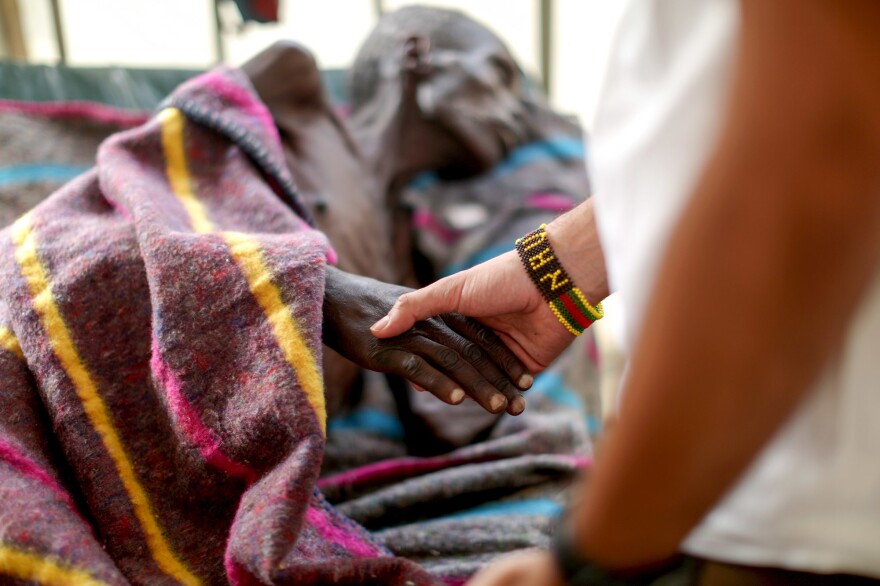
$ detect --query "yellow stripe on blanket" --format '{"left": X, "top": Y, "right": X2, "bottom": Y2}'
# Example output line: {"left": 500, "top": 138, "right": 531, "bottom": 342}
{"left": 10, "top": 214, "right": 201, "bottom": 586}
{"left": 225, "top": 232, "right": 327, "bottom": 435}
{"left": 158, "top": 106, "right": 326, "bottom": 435}
{"left": 0, "top": 545, "right": 110, "bottom": 586}
{"left": 0, "top": 326, "right": 23, "bottom": 360}
{"left": 158, "top": 108, "right": 215, "bottom": 234}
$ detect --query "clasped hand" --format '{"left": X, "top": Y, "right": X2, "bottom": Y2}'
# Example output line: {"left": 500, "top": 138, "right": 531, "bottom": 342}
{"left": 322, "top": 266, "right": 531, "bottom": 415}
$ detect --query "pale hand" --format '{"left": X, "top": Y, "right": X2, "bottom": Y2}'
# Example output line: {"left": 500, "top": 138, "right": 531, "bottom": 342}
{"left": 371, "top": 251, "right": 575, "bottom": 374}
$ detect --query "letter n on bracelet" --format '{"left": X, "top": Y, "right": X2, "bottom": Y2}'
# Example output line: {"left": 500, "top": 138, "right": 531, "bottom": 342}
{"left": 515, "top": 224, "right": 603, "bottom": 336}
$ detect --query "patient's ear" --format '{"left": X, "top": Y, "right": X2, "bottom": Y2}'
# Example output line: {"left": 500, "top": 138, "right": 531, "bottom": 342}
{"left": 242, "top": 40, "right": 326, "bottom": 110}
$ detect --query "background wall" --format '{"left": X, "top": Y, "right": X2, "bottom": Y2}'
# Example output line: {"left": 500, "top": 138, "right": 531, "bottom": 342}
{"left": 14, "top": 0, "right": 626, "bottom": 129}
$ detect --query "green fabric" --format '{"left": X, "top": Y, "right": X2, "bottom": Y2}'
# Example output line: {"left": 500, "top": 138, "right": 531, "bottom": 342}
{"left": 0, "top": 61, "right": 349, "bottom": 110}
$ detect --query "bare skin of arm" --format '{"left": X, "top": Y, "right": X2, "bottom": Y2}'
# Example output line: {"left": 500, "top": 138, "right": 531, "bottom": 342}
{"left": 371, "top": 197, "right": 607, "bottom": 375}
{"left": 379, "top": 2, "right": 880, "bottom": 583}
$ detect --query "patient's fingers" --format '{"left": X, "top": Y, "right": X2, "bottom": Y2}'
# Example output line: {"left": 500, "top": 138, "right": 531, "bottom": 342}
{"left": 371, "top": 349, "right": 465, "bottom": 406}
{"left": 443, "top": 313, "right": 533, "bottom": 390}
{"left": 409, "top": 336, "right": 523, "bottom": 415}
{"left": 417, "top": 325, "right": 526, "bottom": 415}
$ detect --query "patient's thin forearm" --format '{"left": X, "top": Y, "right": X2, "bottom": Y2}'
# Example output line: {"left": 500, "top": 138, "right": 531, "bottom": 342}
{"left": 574, "top": 0, "right": 880, "bottom": 568}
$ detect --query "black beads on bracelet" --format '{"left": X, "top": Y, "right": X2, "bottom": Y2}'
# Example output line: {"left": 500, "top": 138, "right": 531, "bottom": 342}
{"left": 515, "top": 224, "right": 603, "bottom": 336}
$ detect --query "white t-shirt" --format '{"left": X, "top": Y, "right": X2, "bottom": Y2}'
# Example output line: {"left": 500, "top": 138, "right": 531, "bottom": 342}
{"left": 590, "top": 0, "right": 880, "bottom": 577}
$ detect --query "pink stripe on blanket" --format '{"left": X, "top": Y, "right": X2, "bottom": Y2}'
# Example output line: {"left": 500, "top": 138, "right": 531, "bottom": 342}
{"left": 525, "top": 192, "right": 577, "bottom": 212}
{"left": 324, "top": 243, "right": 338, "bottom": 266}
{"left": 0, "top": 99, "right": 148, "bottom": 127}
{"left": 319, "top": 452, "right": 592, "bottom": 491}
{"left": 305, "top": 506, "right": 381, "bottom": 558}
{"left": 0, "top": 438, "right": 80, "bottom": 515}
{"left": 151, "top": 337, "right": 258, "bottom": 484}
{"left": 200, "top": 72, "right": 281, "bottom": 145}
{"left": 224, "top": 550, "right": 254, "bottom": 586}
{"left": 105, "top": 195, "right": 133, "bottom": 220}
{"left": 563, "top": 455, "right": 592, "bottom": 469}
{"left": 412, "top": 209, "right": 460, "bottom": 244}
{"left": 318, "top": 457, "right": 445, "bottom": 490}
{"left": 318, "top": 453, "right": 493, "bottom": 490}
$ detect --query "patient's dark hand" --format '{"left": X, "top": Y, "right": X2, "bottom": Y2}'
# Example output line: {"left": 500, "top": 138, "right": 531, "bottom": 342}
{"left": 322, "top": 266, "right": 531, "bottom": 415}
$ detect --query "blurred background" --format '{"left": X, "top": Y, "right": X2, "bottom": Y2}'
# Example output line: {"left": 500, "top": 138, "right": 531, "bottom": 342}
{"left": 0, "top": 0, "right": 625, "bottom": 131}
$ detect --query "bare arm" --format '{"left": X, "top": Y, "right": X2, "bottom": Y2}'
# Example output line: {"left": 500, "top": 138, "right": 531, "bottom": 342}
{"left": 575, "top": 0, "right": 880, "bottom": 568}
{"left": 372, "top": 198, "right": 608, "bottom": 375}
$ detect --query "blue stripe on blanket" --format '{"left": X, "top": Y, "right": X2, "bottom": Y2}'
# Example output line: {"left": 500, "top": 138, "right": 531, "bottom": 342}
{"left": 530, "top": 372, "right": 583, "bottom": 411}
{"left": 409, "top": 171, "right": 440, "bottom": 191}
{"left": 586, "top": 413, "right": 602, "bottom": 436}
{"left": 492, "top": 137, "right": 585, "bottom": 179}
{"left": 444, "top": 498, "right": 563, "bottom": 520}
{"left": 328, "top": 376, "right": 598, "bottom": 439}
{"left": 441, "top": 243, "right": 511, "bottom": 277}
{"left": 531, "top": 372, "right": 600, "bottom": 433}
{"left": 0, "top": 163, "right": 90, "bottom": 186}
{"left": 327, "top": 408, "right": 405, "bottom": 440}
{"left": 410, "top": 136, "right": 586, "bottom": 191}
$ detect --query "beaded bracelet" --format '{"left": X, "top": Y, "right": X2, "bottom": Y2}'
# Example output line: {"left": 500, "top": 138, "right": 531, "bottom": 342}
{"left": 515, "top": 224, "right": 603, "bottom": 336}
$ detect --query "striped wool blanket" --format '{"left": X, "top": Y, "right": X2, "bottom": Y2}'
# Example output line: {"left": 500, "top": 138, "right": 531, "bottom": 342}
{"left": 0, "top": 99, "right": 147, "bottom": 227}
{"left": 0, "top": 68, "right": 438, "bottom": 585}
{"left": 0, "top": 66, "right": 594, "bottom": 586}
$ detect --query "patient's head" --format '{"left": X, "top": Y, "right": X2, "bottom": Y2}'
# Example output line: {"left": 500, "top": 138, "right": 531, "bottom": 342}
{"left": 349, "top": 5, "right": 531, "bottom": 177}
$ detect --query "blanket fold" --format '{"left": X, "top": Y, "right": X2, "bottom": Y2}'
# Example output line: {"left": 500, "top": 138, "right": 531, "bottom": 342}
{"left": 0, "top": 68, "right": 434, "bottom": 585}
